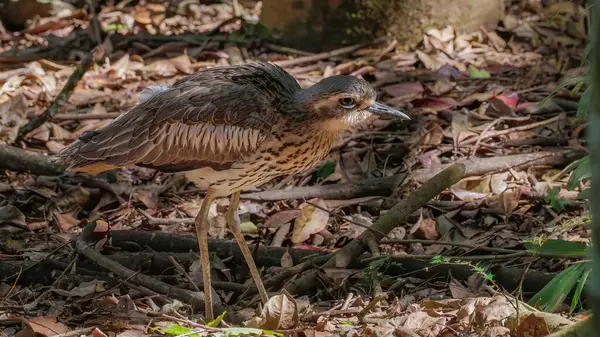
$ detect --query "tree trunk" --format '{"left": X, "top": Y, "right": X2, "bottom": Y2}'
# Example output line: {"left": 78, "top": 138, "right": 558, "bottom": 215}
{"left": 260, "top": 0, "right": 505, "bottom": 52}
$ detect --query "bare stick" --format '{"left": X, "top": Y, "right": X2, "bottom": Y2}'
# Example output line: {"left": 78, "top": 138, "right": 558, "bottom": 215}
{"left": 18, "top": 46, "right": 106, "bottom": 138}
{"left": 0, "top": 145, "right": 65, "bottom": 175}
{"left": 462, "top": 114, "right": 564, "bottom": 145}
{"left": 273, "top": 37, "right": 387, "bottom": 68}
{"left": 74, "top": 221, "right": 226, "bottom": 313}
{"left": 411, "top": 150, "right": 583, "bottom": 183}
{"left": 52, "top": 112, "right": 121, "bottom": 121}
{"left": 285, "top": 163, "right": 466, "bottom": 295}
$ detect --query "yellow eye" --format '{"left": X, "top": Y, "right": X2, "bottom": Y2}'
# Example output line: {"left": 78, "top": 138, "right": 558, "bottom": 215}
{"left": 339, "top": 97, "right": 357, "bottom": 109}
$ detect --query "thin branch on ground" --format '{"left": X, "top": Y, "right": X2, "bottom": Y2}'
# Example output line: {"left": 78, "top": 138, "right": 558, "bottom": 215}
{"left": 18, "top": 45, "right": 106, "bottom": 138}
{"left": 74, "top": 221, "right": 216, "bottom": 312}
{"left": 240, "top": 174, "right": 404, "bottom": 201}
{"left": 0, "top": 145, "right": 65, "bottom": 176}
{"left": 284, "top": 163, "right": 466, "bottom": 295}
{"left": 273, "top": 37, "right": 388, "bottom": 68}
{"left": 463, "top": 113, "right": 565, "bottom": 145}
{"left": 52, "top": 112, "right": 121, "bottom": 121}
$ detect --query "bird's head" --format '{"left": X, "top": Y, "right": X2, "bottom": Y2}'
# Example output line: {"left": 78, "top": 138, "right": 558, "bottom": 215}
{"left": 295, "top": 75, "right": 410, "bottom": 132}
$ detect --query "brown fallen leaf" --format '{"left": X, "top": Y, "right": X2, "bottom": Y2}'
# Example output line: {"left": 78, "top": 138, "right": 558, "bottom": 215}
{"left": 54, "top": 186, "right": 91, "bottom": 210}
{"left": 68, "top": 88, "right": 109, "bottom": 106}
{"left": 381, "top": 82, "right": 424, "bottom": 100}
{"left": 46, "top": 140, "right": 66, "bottom": 153}
{"left": 169, "top": 54, "right": 193, "bottom": 74}
{"left": 12, "top": 316, "right": 69, "bottom": 337}
{"left": 451, "top": 112, "right": 478, "bottom": 145}
{"left": 50, "top": 122, "right": 71, "bottom": 140}
{"left": 263, "top": 209, "right": 299, "bottom": 228}
{"left": 0, "top": 204, "right": 26, "bottom": 228}
{"left": 486, "top": 189, "right": 522, "bottom": 221}
{"left": 409, "top": 211, "right": 439, "bottom": 240}
{"left": 247, "top": 293, "right": 299, "bottom": 330}
{"left": 280, "top": 249, "right": 294, "bottom": 268}
{"left": 53, "top": 211, "right": 79, "bottom": 232}
{"left": 449, "top": 277, "right": 476, "bottom": 299}
{"left": 413, "top": 97, "right": 458, "bottom": 112}
{"left": 292, "top": 199, "right": 329, "bottom": 243}
{"left": 0, "top": 93, "right": 28, "bottom": 144}
{"left": 134, "top": 188, "right": 159, "bottom": 210}
{"left": 517, "top": 314, "right": 550, "bottom": 337}
{"left": 422, "top": 122, "right": 444, "bottom": 146}
{"left": 488, "top": 326, "right": 511, "bottom": 337}
{"left": 450, "top": 177, "right": 492, "bottom": 201}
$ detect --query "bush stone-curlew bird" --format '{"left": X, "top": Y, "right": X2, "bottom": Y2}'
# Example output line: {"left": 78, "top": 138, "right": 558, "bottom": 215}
{"left": 54, "top": 62, "right": 410, "bottom": 320}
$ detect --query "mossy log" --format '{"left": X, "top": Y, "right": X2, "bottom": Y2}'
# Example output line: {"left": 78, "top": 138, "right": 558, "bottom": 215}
{"left": 260, "top": 0, "right": 505, "bottom": 52}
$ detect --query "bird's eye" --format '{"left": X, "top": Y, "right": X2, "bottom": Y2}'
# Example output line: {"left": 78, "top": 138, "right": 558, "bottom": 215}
{"left": 339, "top": 97, "right": 357, "bottom": 109}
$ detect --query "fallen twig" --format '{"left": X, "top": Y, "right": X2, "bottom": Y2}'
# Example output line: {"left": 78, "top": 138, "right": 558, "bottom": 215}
{"left": 18, "top": 46, "right": 106, "bottom": 138}
{"left": 411, "top": 150, "right": 584, "bottom": 183}
{"left": 284, "top": 163, "right": 466, "bottom": 295}
{"left": 240, "top": 174, "right": 405, "bottom": 201}
{"left": 74, "top": 221, "right": 221, "bottom": 313}
{"left": 360, "top": 249, "right": 586, "bottom": 264}
{"left": 463, "top": 114, "right": 565, "bottom": 146}
{"left": 52, "top": 112, "right": 121, "bottom": 121}
{"left": 379, "top": 239, "right": 517, "bottom": 254}
{"left": 0, "top": 145, "right": 65, "bottom": 175}
{"left": 0, "top": 244, "right": 566, "bottom": 299}
{"left": 273, "top": 37, "right": 387, "bottom": 68}
{"left": 138, "top": 209, "right": 194, "bottom": 225}
{"left": 502, "top": 137, "right": 568, "bottom": 147}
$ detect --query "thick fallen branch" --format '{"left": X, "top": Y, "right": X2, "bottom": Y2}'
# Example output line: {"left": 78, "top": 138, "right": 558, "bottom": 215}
{"left": 110, "top": 230, "right": 329, "bottom": 268}
{"left": 240, "top": 174, "right": 405, "bottom": 201}
{"left": 0, "top": 145, "right": 65, "bottom": 175}
{"left": 0, "top": 251, "right": 564, "bottom": 298}
{"left": 74, "top": 222, "right": 225, "bottom": 314}
{"left": 411, "top": 150, "right": 584, "bottom": 183}
{"left": 284, "top": 163, "right": 466, "bottom": 295}
{"left": 18, "top": 46, "right": 106, "bottom": 138}
{"left": 107, "top": 231, "right": 563, "bottom": 296}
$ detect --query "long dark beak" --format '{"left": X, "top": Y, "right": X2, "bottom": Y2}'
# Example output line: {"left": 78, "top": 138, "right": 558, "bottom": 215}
{"left": 367, "top": 102, "right": 410, "bottom": 120}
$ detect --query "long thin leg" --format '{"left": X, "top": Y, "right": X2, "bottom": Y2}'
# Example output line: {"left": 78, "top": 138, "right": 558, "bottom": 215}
{"left": 194, "top": 187, "right": 216, "bottom": 321}
{"left": 226, "top": 191, "right": 269, "bottom": 304}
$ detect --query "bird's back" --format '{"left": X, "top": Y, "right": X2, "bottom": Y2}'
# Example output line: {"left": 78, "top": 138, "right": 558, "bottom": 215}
{"left": 54, "top": 63, "right": 301, "bottom": 175}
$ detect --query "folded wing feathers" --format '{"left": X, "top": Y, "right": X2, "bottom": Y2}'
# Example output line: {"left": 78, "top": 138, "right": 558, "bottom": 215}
{"left": 54, "top": 64, "right": 282, "bottom": 172}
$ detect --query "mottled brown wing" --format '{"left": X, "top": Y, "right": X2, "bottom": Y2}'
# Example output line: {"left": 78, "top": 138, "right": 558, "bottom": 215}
{"left": 54, "top": 65, "right": 287, "bottom": 174}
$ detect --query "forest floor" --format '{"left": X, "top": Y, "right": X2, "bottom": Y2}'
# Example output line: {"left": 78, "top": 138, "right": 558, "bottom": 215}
{"left": 0, "top": 0, "right": 593, "bottom": 336}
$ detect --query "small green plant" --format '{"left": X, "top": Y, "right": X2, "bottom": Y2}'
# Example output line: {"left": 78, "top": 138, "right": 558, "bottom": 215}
{"left": 431, "top": 256, "right": 495, "bottom": 282}
{"left": 528, "top": 10, "right": 594, "bottom": 313}
{"left": 157, "top": 322, "right": 283, "bottom": 337}
{"left": 545, "top": 187, "right": 570, "bottom": 212}
{"left": 315, "top": 161, "right": 336, "bottom": 180}
{"left": 364, "top": 255, "right": 393, "bottom": 282}
{"left": 525, "top": 240, "right": 591, "bottom": 313}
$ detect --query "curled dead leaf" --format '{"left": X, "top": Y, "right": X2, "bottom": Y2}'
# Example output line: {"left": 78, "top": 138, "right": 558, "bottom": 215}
{"left": 422, "top": 123, "right": 444, "bottom": 146}
{"left": 263, "top": 209, "right": 299, "bottom": 228}
{"left": 248, "top": 293, "right": 299, "bottom": 330}
{"left": 517, "top": 314, "right": 550, "bottom": 337}
{"left": 409, "top": 212, "right": 439, "bottom": 240}
{"left": 292, "top": 199, "right": 329, "bottom": 243}
{"left": 450, "top": 177, "right": 492, "bottom": 201}
{"left": 280, "top": 250, "right": 294, "bottom": 268}
{"left": 0, "top": 204, "right": 26, "bottom": 228}
{"left": 53, "top": 211, "right": 79, "bottom": 232}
